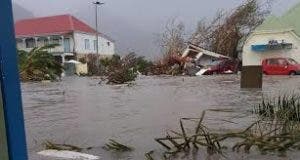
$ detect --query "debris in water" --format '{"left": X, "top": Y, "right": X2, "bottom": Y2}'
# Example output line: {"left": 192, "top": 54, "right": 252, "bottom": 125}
{"left": 155, "top": 109, "right": 300, "bottom": 158}
{"left": 145, "top": 150, "right": 155, "bottom": 160}
{"left": 103, "top": 139, "right": 133, "bottom": 152}
{"left": 44, "top": 140, "right": 85, "bottom": 152}
{"left": 38, "top": 150, "right": 99, "bottom": 160}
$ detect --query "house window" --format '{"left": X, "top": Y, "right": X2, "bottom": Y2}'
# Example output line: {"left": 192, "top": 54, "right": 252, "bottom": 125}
{"left": 107, "top": 42, "right": 110, "bottom": 46}
{"left": 85, "top": 39, "right": 90, "bottom": 50}
{"left": 93, "top": 40, "right": 97, "bottom": 50}
{"left": 25, "top": 38, "right": 35, "bottom": 48}
{"left": 52, "top": 38, "right": 60, "bottom": 45}
{"left": 44, "top": 39, "right": 49, "bottom": 45}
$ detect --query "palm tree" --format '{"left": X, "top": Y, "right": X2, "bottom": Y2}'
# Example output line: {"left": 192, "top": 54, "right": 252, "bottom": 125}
{"left": 18, "top": 44, "right": 63, "bottom": 81}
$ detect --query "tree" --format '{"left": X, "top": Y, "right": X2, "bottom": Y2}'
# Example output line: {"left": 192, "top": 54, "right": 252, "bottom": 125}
{"left": 159, "top": 18, "right": 186, "bottom": 57}
{"left": 18, "top": 44, "right": 63, "bottom": 81}
{"left": 190, "top": 0, "right": 272, "bottom": 58}
{"left": 106, "top": 52, "right": 138, "bottom": 84}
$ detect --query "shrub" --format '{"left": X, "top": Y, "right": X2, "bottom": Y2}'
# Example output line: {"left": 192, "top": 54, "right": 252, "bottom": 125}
{"left": 253, "top": 94, "right": 300, "bottom": 121}
{"left": 18, "top": 44, "right": 63, "bottom": 81}
{"left": 106, "top": 53, "right": 138, "bottom": 84}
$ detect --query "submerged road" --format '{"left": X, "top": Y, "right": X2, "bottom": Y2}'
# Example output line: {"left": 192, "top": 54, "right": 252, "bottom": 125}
{"left": 21, "top": 75, "right": 300, "bottom": 160}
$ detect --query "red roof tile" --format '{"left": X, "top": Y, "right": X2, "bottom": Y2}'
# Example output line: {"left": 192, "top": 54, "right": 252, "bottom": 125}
{"left": 15, "top": 14, "right": 97, "bottom": 37}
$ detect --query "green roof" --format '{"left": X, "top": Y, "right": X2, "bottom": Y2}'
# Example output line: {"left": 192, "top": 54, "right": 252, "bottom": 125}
{"left": 255, "top": 16, "right": 288, "bottom": 31}
{"left": 255, "top": 2, "right": 300, "bottom": 36}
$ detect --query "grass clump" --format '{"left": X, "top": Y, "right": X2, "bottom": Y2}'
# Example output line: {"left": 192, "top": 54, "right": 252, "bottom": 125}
{"left": 103, "top": 139, "right": 133, "bottom": 152}
{"left": 155, "top": 109, "right": 300, "bottom": 158}
{"left": 254, "top": 94, "right": 300, "bottom": 121}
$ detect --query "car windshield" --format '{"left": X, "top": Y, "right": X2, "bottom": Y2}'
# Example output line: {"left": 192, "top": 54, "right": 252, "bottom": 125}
{"left": 287, "top": 58, "right": 298, "bottom": 65}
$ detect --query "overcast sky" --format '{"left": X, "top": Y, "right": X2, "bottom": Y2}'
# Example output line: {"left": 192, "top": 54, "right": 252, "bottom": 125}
{"left": 12, "top": 0, "right": 300, "bottom": 58}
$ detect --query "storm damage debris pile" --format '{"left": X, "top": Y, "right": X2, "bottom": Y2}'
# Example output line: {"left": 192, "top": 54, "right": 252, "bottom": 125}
{"left": 155, "top": 109, "right": 300, "bottom": 159}
{"left": 105, "top": 53, "right": 139, "bottom": 84}
{"left": 18, "top": 44, "right": 63, "bottom": 81}
{"left": 149, "top": 54, "right": 184, "bottom": 76}
{"left": 102, "top": 52, "right": 153, "bottom": 84}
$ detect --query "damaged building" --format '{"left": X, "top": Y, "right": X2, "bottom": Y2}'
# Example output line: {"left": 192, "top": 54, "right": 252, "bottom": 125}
{"left": 181, "top": 43, "right": 239, "bottom": 75}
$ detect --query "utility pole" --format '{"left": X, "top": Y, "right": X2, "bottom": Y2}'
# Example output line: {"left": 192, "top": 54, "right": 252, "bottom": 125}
{"left": 93, "top": 1, "right": 104, "bottom": 67}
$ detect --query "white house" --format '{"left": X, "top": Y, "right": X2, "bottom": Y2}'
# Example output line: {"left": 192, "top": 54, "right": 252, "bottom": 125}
{"left": 243, "top": 3, "right": 300, "bottom": 66}
{"left": 241, "top": 3, "right": 300, "bottom": 88}
{"left": 15, "top": 14, "right": 115, "bottom": 63}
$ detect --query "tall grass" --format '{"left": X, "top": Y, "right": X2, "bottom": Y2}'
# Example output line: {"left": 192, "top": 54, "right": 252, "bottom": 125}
{"left": 253, "top": 94, "right": 300, "bottom": 121}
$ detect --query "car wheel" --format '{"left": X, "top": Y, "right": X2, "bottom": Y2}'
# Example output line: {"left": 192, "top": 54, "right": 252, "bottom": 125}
{"left": 289, "top": 71, "right": 296, "bottom": 76}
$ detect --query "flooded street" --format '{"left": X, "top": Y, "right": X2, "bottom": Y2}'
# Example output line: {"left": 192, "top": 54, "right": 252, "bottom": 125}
{"left": 21, "top": 75, "right": 300, "bottom": 160}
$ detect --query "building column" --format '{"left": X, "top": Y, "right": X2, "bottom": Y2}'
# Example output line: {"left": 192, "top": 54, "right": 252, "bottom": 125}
{"left": 21, "top": 38, "right": 26, "bottom": 48}
{"left": 34, "top": 37, "right": 38, "bottom": 48}
{"left": 47, "top": 37, "right": 51, "bottom": 52}
{"left": 61, "top": 54, "right": 66, "bottom": 63}
{"left": 61, "top": 35, "right": 65, "bottom": 52}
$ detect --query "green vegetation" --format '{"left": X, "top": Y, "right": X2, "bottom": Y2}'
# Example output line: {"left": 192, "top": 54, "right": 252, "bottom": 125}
{"left": 18, "top": 44, "right": 63, "bottom": 81}
{"left": 254, "top": 94, "right": 300, "bottom": 121}
{"left": 100, "top": 54, "right": 121, "bottom": 68}
{"left": 103, "top": 139, "right": 133, "bottom": 152}
{"left": 103, "top": 53, "right": 153, "bottom": 84}
{"left": 155, "top": 109, "right": 300, "bottom": 159}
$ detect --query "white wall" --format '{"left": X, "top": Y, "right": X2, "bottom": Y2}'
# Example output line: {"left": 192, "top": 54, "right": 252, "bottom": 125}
{"left": 73, "top": 32, "right": 115, "bottom": 56}
{"left": 243, "top": 30, "right": 300, "bottom": 66}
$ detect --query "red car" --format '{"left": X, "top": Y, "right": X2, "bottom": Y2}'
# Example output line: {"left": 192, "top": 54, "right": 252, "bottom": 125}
{"left": 203, "top": 59, "right": 240, "bottom": 75}
{"left": 262, "top": 58, "right": 300, "bottom": 75}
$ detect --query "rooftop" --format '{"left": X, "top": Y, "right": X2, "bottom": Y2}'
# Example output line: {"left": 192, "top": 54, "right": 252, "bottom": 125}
{"left": 15, "top": 14, "right": 114, "bottom": 41}
{"left": 255, "top": 2, "right": 300, "bottom": 36}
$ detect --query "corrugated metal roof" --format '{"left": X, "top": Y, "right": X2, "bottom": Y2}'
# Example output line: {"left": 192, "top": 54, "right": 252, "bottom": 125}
{"left": 255, "top": 3, "right": 300, "bottom": 36}
{"left": 281, "top": 3, "right": 300, "bottom": 36}
{"left": 256, "top": 16, "right": 289, "bottom": 32}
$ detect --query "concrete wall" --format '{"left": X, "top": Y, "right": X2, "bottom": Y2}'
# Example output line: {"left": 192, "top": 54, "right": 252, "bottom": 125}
{"left": 73, "top": 32, "right": 115, "bottom": 56}
{"left": 243, "top": 30, "right": 300, "bottom": 66}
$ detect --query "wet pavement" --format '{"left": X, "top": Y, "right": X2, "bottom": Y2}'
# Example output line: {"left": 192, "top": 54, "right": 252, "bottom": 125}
{"left": 21, "top": 75, "right": 300, "bottom": 160}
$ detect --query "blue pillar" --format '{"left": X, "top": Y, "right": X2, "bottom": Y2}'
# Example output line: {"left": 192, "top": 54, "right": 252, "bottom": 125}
{"left": 0, "top": 0, "right": 28, "bottom": 159}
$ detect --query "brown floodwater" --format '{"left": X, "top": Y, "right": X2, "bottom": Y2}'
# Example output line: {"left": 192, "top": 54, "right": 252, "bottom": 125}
{"left": 21, "top": 75, "right": 300, "bottom": 160}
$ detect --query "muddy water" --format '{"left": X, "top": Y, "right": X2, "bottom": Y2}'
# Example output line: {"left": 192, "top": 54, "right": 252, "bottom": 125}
{"left": 21, "top": 75, "right": 300, "bottom": 160}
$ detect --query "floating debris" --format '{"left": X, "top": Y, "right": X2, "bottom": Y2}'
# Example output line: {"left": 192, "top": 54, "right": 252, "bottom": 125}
{"left": 103, "top": 139, "right": 133, "bottom": 152}
{"left": 145, "top": 150, "right": 155, "bottom": 160}
{"left": 155, "top": 109, "right": 300, "bottom": 158}
{"left": 38, "top": 150, "right": 99, "bottom": 160}
{"left": 44, "top": 141, "right": 85, "bottom": 152}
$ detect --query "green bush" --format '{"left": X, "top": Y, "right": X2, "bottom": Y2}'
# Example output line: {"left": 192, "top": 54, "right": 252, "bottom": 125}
{"left": 18, "top": 44, "right": 63, "bottom": 81}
